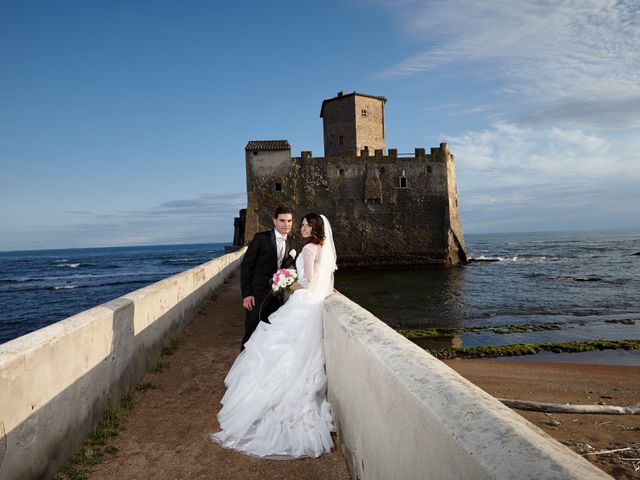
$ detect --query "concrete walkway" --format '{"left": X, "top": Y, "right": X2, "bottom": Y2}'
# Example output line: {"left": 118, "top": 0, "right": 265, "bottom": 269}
{"left": 89, "top": 270, "right": 351, "bottom": 480}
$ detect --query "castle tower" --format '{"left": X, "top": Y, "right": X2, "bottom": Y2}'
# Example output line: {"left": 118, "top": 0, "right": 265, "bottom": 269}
{"left": 240, "top": 93, "right": 468, "bottom": 268}
{"left": 320, "top": 91, "right": 387, "bottom": 157}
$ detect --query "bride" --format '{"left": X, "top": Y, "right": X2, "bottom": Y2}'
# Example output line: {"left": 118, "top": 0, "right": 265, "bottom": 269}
{"left": 211, "top": 213, "right": 338, "bottom": 458}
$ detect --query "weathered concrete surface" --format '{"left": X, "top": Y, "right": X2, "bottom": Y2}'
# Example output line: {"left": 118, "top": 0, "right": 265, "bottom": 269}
{"left": 323, "top": 293, "right": 612, "bottom": 480}
{"left": 88, "top": 270, "right": 351, "bottom": 480}
{"left": 0, "top": 250, "right": 244, "bottom": 480}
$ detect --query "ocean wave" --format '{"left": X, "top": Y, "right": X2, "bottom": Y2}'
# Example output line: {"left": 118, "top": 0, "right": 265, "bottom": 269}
{"left": 57, "top": 263, "right": 81, "bottom": 268}
{"left": 162, "top": 258, "right": 197, "bottom": 265}
{"left": 2, "top": 278, "right": 158, "bottom": 294}
{"left": 469, "top": 255, "right": 518, "bottom": 262}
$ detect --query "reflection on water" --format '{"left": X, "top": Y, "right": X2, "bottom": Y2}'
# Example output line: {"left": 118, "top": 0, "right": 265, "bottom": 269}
{"left": 333, "top": 231, "right": 640, "bottom": 353}
{"left": 408, "top": 334, "right": 463, "bottom": 351}
{"left": 335, "top": 267, "right": 468, "bottom": 328}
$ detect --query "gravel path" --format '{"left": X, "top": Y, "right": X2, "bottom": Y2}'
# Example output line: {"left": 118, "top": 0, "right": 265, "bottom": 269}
{"left": 89, "top": 270, "right": 351, "bottom": 480}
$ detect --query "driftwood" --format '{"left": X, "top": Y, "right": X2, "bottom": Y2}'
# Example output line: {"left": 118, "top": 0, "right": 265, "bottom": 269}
{"left": 583, "top": 447, "right": 634, "bottom": 456}
{"left": 498, "top": 398, "right": 640, "bottom": 415}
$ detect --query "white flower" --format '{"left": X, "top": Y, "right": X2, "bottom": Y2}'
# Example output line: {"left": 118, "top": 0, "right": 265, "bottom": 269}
{"left": 289, "top": 249, "right": 297, "bottom": 258}
{"left": 271, "top": 268, "right": 298, "bottom": 295}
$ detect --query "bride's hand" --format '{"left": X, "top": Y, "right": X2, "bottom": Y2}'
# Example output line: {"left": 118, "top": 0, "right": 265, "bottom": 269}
{"left": 289, "top": 282, "right": 302, "bottom": 291}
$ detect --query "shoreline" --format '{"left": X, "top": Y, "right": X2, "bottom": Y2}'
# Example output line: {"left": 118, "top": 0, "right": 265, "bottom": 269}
{"left": 480, "top": 348, "right": 640, "bottom": 366}
{"left": 445, "top": 358, "right": 640, "bottom": 479}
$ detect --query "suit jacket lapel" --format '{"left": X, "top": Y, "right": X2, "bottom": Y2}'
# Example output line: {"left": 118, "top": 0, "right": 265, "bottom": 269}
{"left": 270, "top": 229, "right": 278, "bottom": 269}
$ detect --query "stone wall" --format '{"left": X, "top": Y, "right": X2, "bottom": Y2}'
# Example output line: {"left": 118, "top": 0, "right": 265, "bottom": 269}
{"left": 244, "top": 147, "right": 292, "bottom": 242}
{"left": 245, "top": 144, "right": 467, "bottom": 268}
{"left": 353, "top": 95, "right": 385, "bottom": 154}
{"left": 322, "top": 95, "right": 357, "bottom": 158}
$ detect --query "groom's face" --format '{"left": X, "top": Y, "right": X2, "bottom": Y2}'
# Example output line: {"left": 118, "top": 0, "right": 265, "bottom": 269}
{"left": 273, "top": 213, "right": 293, "bottom": 236}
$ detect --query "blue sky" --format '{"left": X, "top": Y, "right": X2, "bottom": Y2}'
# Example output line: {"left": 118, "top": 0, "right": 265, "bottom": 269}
{"left": 1, "top": 0, "right": 639, "bottom": 251}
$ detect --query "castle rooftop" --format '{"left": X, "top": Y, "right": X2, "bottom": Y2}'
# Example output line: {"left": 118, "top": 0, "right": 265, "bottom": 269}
{"left": 245, "top": 140, "right": 291, "bottom": 151}
{"left": 319, "top": 91, "right": 387, "bottom": 117}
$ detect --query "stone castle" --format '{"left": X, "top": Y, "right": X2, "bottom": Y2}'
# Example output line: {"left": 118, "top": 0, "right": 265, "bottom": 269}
{"left": 232, "top": 91, "right": 468, "bottom": 268}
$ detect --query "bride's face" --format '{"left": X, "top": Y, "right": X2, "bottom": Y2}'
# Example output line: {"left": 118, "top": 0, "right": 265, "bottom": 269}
{"left": 300, "top": 218, "right": 312, "bottom": 238}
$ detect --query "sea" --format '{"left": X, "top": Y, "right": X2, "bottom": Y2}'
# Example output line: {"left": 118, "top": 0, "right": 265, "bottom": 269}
{"left": 0, "top": 243, "right": 227, "bottom": 344}
{"left": 1, "top": 231, "right": 639, "bottom": 364}
{"left": 335, "top": 230, "right": 640, "bottom": 364}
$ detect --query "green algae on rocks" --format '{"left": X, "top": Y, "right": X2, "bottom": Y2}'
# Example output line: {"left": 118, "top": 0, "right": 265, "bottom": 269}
{"left": 395, "top": 322, "right": 563, "bottom": 339}
{"left": 428, "top": 339, "right": 640, "bottom": 359}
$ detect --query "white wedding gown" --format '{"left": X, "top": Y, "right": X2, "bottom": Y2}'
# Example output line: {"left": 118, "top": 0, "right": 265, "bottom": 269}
{"left": 211, "top": 242, "right": 335, "bottom": 459}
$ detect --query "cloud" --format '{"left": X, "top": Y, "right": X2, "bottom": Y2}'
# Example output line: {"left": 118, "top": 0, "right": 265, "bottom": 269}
{"left": 448, "top": 121, "right": 640, "bottom": 231}
{"left": 516, "top": 96, "right": 640, "bottom": 130}
{"left": 67, "top": 210, "right": 93, "bottom": 215}
{"left": 151, "top": 192, "right": 246, "bottom": 216}
{"left": 0, "top": 192, "right": 246, "bottom": 250}
{"left": 379, "top": 0, "right": 640, "bottom": 129}
{"left": 448, "top": 121, "right": 626, "bottom": 182}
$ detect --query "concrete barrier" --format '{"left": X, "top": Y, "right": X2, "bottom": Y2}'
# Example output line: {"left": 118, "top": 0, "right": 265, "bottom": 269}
{"left": 0, "top": 248, "right": 245, "bottom": 480}
{"left": 323, "top": 293, "right": 611, "bottom": 480}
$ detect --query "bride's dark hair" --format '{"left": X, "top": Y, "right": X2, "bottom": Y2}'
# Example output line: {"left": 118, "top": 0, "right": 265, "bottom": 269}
{"left": 302, "top": 213, "right": 325, "bottom": 245}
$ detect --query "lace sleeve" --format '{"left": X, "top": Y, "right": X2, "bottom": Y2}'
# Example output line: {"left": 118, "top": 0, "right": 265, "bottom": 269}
{"left": 298, "top": 244, "right": 318, "bottom": 287}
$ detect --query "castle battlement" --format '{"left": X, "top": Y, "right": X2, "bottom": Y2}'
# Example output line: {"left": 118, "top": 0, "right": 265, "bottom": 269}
{"left": 235, "top": 92, "right": 467, "bottom": 268}
{"left": 291, "top": 143, "right": 454, "bottom": 164}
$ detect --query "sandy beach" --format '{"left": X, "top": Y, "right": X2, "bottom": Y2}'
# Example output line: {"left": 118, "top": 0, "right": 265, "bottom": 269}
{"left": 83, "top": 271, "right": 638, "bottom": 479}
{"left": 445, "top": 359, "right": 640, "bottom": 479}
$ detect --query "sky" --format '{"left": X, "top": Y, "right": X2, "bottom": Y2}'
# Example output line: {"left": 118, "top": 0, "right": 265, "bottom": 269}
{"left": 1, "top": 0, "right": 639, "bottom": 251}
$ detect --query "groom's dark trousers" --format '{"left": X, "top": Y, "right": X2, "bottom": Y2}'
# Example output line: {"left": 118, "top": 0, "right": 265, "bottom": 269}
{"left": 240, "top": 229, "right": 296, "bottom": 348}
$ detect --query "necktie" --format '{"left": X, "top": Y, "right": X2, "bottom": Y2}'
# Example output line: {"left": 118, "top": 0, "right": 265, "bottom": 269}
{"left": 277, "top": 236, "right": 285, "bottom": 266}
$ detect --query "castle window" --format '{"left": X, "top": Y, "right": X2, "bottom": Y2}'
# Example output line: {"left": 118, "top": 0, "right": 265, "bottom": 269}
{"left": 339, "top": 168, "right": 345, "bottom": 176}
{"left": 361, "top": 109, "right": 367, "bottom": 117}
{"left": 379, "top": 167, "right": 385, "bottom": 174}
{"left": 253, "top": 151, "right": 259, "bottom": 156}
{"left": 399, "top": 176, "right": 408, "bottom": 188}
{"left": 275, "top": 182, "right": 282, "bottom": 192}
{"left": 427, "top": 166, "right": 432, "bottom": 173}
{"left": 339, "top": 136, "right": 343, "bottom": 145}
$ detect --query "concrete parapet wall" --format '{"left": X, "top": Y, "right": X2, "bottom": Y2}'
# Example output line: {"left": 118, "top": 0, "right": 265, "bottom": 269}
{"left": 323, "top": 293, "right": 611, "bottom": 480}
{"left": 0, "top": 249, "right": 245, "bottom": 480}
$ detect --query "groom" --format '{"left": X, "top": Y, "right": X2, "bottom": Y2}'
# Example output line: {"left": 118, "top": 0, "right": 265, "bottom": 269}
{"left": 240, "top": 206, "right": 297, "bottom": 348}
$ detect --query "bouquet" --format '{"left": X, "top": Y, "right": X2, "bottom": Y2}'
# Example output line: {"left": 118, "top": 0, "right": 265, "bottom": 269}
{"left": 271, "top": 268, "right": 297, "bottom": 295}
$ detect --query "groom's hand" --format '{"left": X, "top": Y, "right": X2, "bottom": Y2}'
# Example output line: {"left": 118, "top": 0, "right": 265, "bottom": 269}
{"left": 243, "top": 296, "right": 255, "bottom": 311}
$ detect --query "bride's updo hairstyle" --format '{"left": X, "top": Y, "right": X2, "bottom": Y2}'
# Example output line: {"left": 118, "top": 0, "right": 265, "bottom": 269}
{"left": 302, "top": 213, "right": 325, "bottom": 245}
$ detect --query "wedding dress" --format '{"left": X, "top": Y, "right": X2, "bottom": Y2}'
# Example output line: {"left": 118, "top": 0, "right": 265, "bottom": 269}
{"left": 211, "top": 215, "right": 337, "bottom": 459}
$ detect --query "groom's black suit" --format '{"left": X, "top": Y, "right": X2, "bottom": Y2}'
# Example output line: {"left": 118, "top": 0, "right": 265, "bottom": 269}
{"left": 240, "top": 229, "right": 296, "bottom": 347}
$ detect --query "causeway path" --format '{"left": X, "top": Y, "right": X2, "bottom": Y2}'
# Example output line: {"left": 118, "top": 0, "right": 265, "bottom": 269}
{"left": 89, "top": 270, "right": 351, "bottom": 480}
